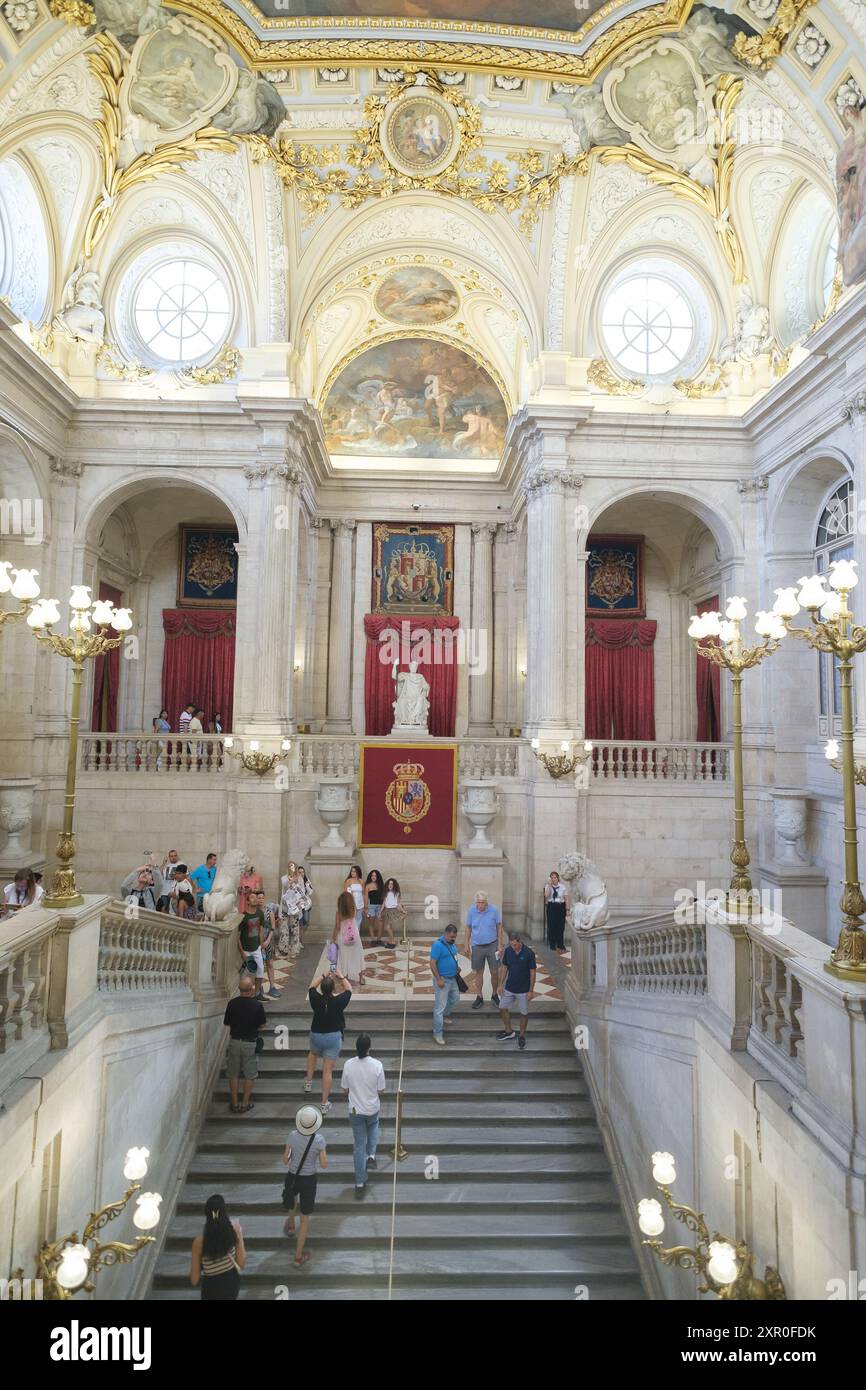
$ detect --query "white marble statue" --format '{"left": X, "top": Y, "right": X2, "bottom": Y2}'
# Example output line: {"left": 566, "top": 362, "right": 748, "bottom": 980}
{"left": 718, "top": 288, "right": 772, "bottom": 364}
{"left": 54, "top": 266, "right": 105, "bottom": 345}
{"left": 557, "top": 852, "right": 611, "bottom": 930}
{"left": 203, "top": 847, "right": 247, "bottom": 922}
{"left": 392, "top": 660, "right": 430, "bottom": 731}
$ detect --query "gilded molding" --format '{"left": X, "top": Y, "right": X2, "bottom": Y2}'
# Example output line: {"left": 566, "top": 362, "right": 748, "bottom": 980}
{"left": 179, "top": 344, "right": 241, "bottom": 385}
{"left": 95, "top": 341, "right": 153, "bottom": 380}
{"left": 674, "top": 359, "right": 725, "bottom": 398}
{"left": 733, "top": 0, "right": 817, "bottom": 69}
{"left": 586, "top": 356, "right": 644, "bottom": 395}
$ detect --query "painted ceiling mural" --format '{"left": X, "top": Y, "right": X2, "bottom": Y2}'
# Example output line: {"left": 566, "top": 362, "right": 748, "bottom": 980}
{"left": 247, "top": 0, "right": 609, "bottom": 33}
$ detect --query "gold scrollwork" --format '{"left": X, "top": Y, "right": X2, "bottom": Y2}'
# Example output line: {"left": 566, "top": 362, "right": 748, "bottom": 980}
{"left": 96, "top": 341, "right": 153, "bottom": 381}
{"left": 674, "top": 359, "right": 726, "bottom": 397}
{"left": 732, "top": 0, "right": 817, "bottom": 69}
{"left": 48, "top": 0, "right": 95, "bottom": 23}
{"left": 586, "top": 357, "right": 645, "bottom": 396}
{"left": 180, "top": 344, "right": 242, "bottom": 385}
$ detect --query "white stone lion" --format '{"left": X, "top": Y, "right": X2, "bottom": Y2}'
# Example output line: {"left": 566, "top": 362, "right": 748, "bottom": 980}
{"left": 557, "top": 852, "right": 610, "bottom": 931}
{"left": 203, "top": 848, "right": 246, "bottom": 922}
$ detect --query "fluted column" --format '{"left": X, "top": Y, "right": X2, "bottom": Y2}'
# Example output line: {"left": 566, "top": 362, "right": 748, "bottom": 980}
{"left": 244, "top": 460, "right": 292, "bottom": 732}
{"left": 325, "top": 519, "right": 356, "bottom": 733}
{"left": 469, "top": 522, "right": 496, "bottom": 733}
{"left": 524, "top": 465, "right": 582, "bottom": 735}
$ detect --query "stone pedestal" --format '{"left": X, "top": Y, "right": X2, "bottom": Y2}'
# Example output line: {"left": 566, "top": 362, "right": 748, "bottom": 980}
{"left": 461, "top": 779, "right": 500, "bottom": 851}
{"left": 758, "top": 787, "right": 828, "bottom": 941}
{"left": 391, "top": 725, "right": 431, "bottom": 739}
{"left": 457, "top": 851, "right": 504, "bottom": 936}
{"left": 314, "top": 775, "right": 353, "bottom": 849}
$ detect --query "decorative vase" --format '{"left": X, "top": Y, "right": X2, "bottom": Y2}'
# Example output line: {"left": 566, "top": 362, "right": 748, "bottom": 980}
{"left": 772, "top": 789, "right": 810, "bottom": 866}
{"left": 315, "top": 776, "right": 353, "bottom": 849}
{"left": 462, "top": 779, "right": 499, "bottom": 851}
{"left": 0, "top": 777, "right": 37, "bottom": 863}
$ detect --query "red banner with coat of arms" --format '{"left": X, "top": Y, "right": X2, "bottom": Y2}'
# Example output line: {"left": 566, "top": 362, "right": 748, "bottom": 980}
{"left": 359, "top": 744, "right": 457, "bottom": 849}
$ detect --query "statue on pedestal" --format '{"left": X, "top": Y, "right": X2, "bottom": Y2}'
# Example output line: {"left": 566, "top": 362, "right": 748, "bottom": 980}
{"left": 392, "top": 660, "right": 430, "bottom": 733}
{"left": 558, "top": 851, "right": 610, "bottom": 930}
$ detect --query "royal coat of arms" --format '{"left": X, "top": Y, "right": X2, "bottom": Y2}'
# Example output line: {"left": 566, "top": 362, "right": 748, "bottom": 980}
{"left": 385, "top": 760, "right": 432, "bottom": 834}
{"left": 178, "top": 525, "right": 238, "bottom": 607}
{"left": 373, "top": 522, "right": 454, "bottom": 615}
{"left": 586, "top": 535, "right": 645, "bottom": 617}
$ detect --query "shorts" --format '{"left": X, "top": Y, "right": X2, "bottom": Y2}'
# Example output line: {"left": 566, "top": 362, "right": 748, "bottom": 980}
{"left": 366, "top": 904, "right": 382, "bottom": 919}
{"left": 286, "top": 1173, "right": 317, "bottom": 1216}
{"left": 241, "top": 947, "right": 265, "bottom": 979}
{"left": 498, "top": 988, "right": 529, "bottom": 1016}
{"left": 471, "top": 941, "right": 500, "bottom": 974}
{"left": 309, "top": 1030, "right": 342, "bottom": 1060}
{"left": 226, "top": 1038, "right": 258, "bottom": 1080}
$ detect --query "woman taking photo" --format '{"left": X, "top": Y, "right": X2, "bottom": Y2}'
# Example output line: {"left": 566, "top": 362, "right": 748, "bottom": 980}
{"left": 305, "top": 968, "right": 352, "bottom": 1114}
{"left": 544, "top": 870, "right": 569, "bottom": 954}
{"left": 333, "top": 890, "right": 366, "bottom": 986}
{"left": 364, "top": 868, "right": 395, "bottom": 948}
{"left": 381, "top": 877, "right": 405, "bottom": 947}
{"left": 189, "top": 1193, "right": 245, "bottom": 1300}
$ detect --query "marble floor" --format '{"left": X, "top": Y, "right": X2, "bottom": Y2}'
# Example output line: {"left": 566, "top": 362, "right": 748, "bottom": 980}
{"left": 294, "top": 937, "right": 566, "bottom": 1002}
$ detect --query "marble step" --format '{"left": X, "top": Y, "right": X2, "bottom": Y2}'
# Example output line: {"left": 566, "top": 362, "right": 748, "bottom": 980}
{"left": 176, "top": 1175, "right": 621, "bottom": 1207}
{"left": 164, "top": 1211, "right": 630, "bottom": 1242}
{"left": 185, "top": 1148, "right": 611, "bottom": 1178}
{"left": 212, "top": 1077, "right": 588, "bottom": 1099}
{"left": 149, "top": 1279, "right": 644, "bottom": 1301}
{"left": 206, "top": 1098, "right": 595, "bottom": 1123}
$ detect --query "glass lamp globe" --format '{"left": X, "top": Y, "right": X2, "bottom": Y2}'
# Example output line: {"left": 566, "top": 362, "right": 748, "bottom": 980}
{"left": 0, "top": 560, "right": 13, "bottom": 594}
{"left": 560, "top": 741, "right": 570, "bottom": 753}
{"left": 717, "top": 619, "right": 738, "bottom": 644}
{"left": 531, "top": 737, "right": 540, "bottom": 750}
{"left": 280, "top": 738, "right": 291, "bottom": 752}
{"left": 688, "top": 614, "right": 707, "bottom": 639}
{"left": 637, "top": 1198, "right": 666, "bottom": 1237}
{"left": 820, "top": 591, "right": 844, "bottom": 621}
{"left": 725, "top": 596, "right": 747, "bottom": 621}
{"left": 70, "top": 610, "right": 92, "bottom": 633}
{"left": 91, "top": 599, "right": 116, "bottom": 626}
{"left": 68, "top": 585, "right": 92, "bottom": 611}
{"left": 825, "top": 738, "right": 840, "bottom": 761}
{"left": 249, "top": 740, "right": 260, "bottom": 752}
{"left": 37, "top": 597, "right": 62, "bottom": 627}
{"left": 651, "top": 1151, "right": 677, "bottom": 1185}
{"left": 133, "top": 1192, "right": 162, "bottom": 1231}
{"left": 755, "top": 611, "right": 785, "bottom": 640}
{"left": 828, "top": 558, "right": 858, "bottom": 591}
{"left": 583, "top": 740, "right": 593, "bottom": 753}
{"left": 56, "top": 1242, "right": 91, "bottom": 1291}
{"left": 223, "top": 736, "right": 234, "bottom": 749}
{"left": 796, "top": 575, "right": 827, "bottom": 610}
{"left": 10, "top": 568, "right": 40, "bottom": 600}
{"left": 123, "top": 1146, "right": 150, "bottom": 1182}
{"left": 26, "top": 601, "right": 49, "bottom": 629}
{"left": 707, "top": 1240, "right": 739, "bottom": 1287}
{"left": 772, "top": 587, "right": 800, "bottom": 619}
{"left": 111, "top": 607, "right": 133, "bottom": 632}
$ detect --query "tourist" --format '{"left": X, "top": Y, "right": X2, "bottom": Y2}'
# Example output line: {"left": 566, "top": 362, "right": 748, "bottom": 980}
{"left": 178, "top": 702, "right": 195, "bottom": 735}
{"left": 282, "top": 1104, "right": 328, "bottom": 1269}
{"left": 170, "top": 863, "right": 198, "bottom": 920}
{"left": 212, "top": 711, "right": 223, "bottom": 734}
{"left": 189, "top": 1194, "right": 245, "bottom": 1300}
{"left": 259, "top": 891, "right": 281, "bottom": 998}
{"left": 153, "top": 708, "right": 171, "bottom": 734}
{"left": 121, "top": 862, "right": 164, "bottom": 912}
{"left": 306, "top": 968, "right": 352, "bottom": 1114}
{"left": 333, "top": 889, "right": 366, "bottom": 985}
{"left": 343, "top": 864, "right": 365, "bottom": 937}
{"left": 341, "top": 1032, "right": 386, "bottom": 1199}
{"left": 430, "top": 922, "right": 462, "bottom": 1045}
{"left": 188, "top": 707, "right": 205, "bottom": 765}
{"left": 364, "top": 868, "right": 390, "bottom": 946}
{"left": 3, "top": 867, "right": 44, "bottom": 912}
{"left": 223, "top": 973, "right": 266, "bottom": 1113}
{"left": 238, "top": 861, "right": 263, "bottom": 914}
{"left": 381, "top": 876, "right": 405, "bottom": 947}
{"left": 464, "top": 890, "right": 504, "bottom": 1010}
{"left": 544, "top": 871, "right": 569, "bottom": 953}
{"left": 298, "top": 865, "right": 313, "bottom": 930}
{"left": 157, "top": 848, "right": 182, "bottom": 911}
{"left": 279, "top": 862, "right": 311, "bottom": 956}
{"left": 190, "top": 852, "right": 217, "bottom": 909}
{"left": 497, "top": 931, "right": 537, "bottom": 1050}
{"left": 237, "top": 891, "right": 269, "bottom": 1000}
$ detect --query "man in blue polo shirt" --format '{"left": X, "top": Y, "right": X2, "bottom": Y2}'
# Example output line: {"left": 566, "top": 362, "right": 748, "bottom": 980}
{"left": 430, "top": 923, "right": 461, "bottom": 1046}
{"left": 497, "top": 931, "right": 537, "bottom": 1050}
{"left": 464, "top": 890, "right": 504, "bottom": 1011}
{"left": 190, "top": 852, "right": 217, "bottom": 909}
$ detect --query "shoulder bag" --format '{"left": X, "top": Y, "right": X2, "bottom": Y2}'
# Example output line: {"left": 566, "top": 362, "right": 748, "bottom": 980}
{"left": 281, "top": 1133, "right": 317, "bottom": 1209}
{"left": 448, "top": 942, "right": 469, "bottom": 993}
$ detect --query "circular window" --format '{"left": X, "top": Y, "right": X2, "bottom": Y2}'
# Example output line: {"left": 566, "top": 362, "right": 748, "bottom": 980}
{"left": 132, "top": 259, "right": 231, "bottom": 365}
{"left": 601, "top": 274, "right": 694, "bottom": 380}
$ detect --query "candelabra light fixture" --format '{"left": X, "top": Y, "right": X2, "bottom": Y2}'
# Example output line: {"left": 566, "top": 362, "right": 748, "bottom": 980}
{"left": 772, "top": 561, "right": 866, "bottom": 978}
{"left": 688, "top": 597, "right": 786, "bottom": 914}
{"left": 530, "top": 736, "right": 593, "bottom": 780}
{"left": 0, "top": 559, "right": 40, "bottom": 626}
{"left": 637, "top": 1151, "right": 786, "bottom": 1301}
{"left": 25, "top": 584, "right": 133, "bottom": 908}
{"left": 223, "top": 735, "right": 292, "bottom": 776}
{"left": 13, "top": 1147, "right": 162, "bottom": 1300}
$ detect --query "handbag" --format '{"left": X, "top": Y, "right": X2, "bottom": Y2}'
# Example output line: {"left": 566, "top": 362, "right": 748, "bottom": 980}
{"left": 281, "top": 1133, "right": 317, "bottom": 1209}
{"left": 342, "top": 919, "right": 359, "bottom": 946}
{"left": 447, "top": 942, "right": 469, "bottom": 992}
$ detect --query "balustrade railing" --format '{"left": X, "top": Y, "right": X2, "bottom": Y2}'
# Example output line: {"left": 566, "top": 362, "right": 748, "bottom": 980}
{"left": 81, "top": 734, "right": 226, "bottom": 773}
{"left": 616, "top": 922, "right": 707, "bottom": 996}
{"left": 590, "top": 740, "right": 730, "bottom": 781}
{"left": 98, "top": 906, "right": 191, "bottom": 992}
{"left": 0, "top": 911, "right": 55, "bottom": 1057}
{"left": 749, "top": 938, "right": 806, "bottom": 1076}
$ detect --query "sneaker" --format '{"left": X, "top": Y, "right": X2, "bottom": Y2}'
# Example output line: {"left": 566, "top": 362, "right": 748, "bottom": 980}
{"left": 496, "top": 1030, "right": 516, "bottom": 1041}
{"left": 471, "top": 996, "right": 483, "bottom": 1010}
{"left": 517, "top": 1036, "right": 526, "bottom": 1050}
{"left": 491, "top": 993, "right": 500, "bottom": 1006}
{"left": 432, "top": 1034, "right": 445, "bottom": 1045}
{"left": 267, "top": 987, "right": 282, "bottom": 999}
{"left": 254, "top": 992, "right": 266, "bottom": 1002}
{"left": 366, "top": 1156, "right": 377, "bottom": 1169}
{"left": 354, "top": 1185, "right": 366, "bottom": 1200}
{"left": 303, "top": 1079, "right": 312, "bottom": 1092}
{"left": 321, "top": 1101, "right": 332, "bottom": 1115}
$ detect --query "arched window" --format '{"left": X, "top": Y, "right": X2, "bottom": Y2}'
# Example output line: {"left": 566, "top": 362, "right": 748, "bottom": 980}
{"left": 594, "top": 256, "right": 713, "bottom": 384}
{"left": 0, "top": 157, "right": 50, "bottom": 323}
{"left": 815, "top": 478, "right": 854, "bottom": 735}
{"left": 111, "top": 241, "right": 237, "bottom": 369}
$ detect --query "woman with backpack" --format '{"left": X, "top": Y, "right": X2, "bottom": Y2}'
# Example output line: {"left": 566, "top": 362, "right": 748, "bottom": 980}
{"left": 305, "top": 968, "right": 352, "bottom": 1114}
{"left": 189, "top": 1193, "right": 246, "bottom": 1300}
{"left": 333, "top": 889, "right": 366, "bottom": 986}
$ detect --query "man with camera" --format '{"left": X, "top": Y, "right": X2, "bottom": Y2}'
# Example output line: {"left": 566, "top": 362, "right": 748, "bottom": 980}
{"left": 121, "top": 858, "right": 164, "bottom": 912}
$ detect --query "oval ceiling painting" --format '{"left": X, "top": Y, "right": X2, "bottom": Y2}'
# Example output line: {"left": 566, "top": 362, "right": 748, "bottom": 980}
{"left": 374, "top": 268, "right": 460, "bottom": 326}
{"left": 322, "top": 337, "right": 508, "bottom": 460}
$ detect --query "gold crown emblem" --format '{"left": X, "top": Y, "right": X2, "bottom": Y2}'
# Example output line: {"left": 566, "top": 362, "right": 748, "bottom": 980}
{"left": 393, "top": 761, "right": 424, "bottom": 778}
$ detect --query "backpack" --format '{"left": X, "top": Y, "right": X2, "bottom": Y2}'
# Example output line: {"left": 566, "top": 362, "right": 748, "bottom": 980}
{"left": 342, "top": 919, "right": 359, "bottom": 946}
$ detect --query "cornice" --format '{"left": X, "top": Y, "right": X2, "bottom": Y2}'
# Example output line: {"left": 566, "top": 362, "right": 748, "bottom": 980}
{"left": 0, "top": 308, "right": 77, "bottom": 455}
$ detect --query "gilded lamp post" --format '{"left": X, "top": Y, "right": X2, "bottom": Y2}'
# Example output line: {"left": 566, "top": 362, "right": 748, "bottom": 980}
{"left": 771, "top": 562, "right": 866, "bottom": 978}
{"left": 25, "top": 586, "right": 133, "bottom": 908}
{"left": 688, "top": 598, "right": 786, "bottom": 914}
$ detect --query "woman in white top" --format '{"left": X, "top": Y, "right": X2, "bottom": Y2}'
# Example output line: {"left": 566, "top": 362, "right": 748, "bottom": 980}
{"left": 3, "top": 868, "right": 43, "bottom": 913}
{"left": 343, "top": 864, "right": 365, "bottom": 938}
{"left": 381, "top": 877, "right": 406, "bottom": 946}
{"left": 279, "top": 864, "right": 311, "bottom": 957}
{"left": 544, "top": 870, "right": 570, "bottom": 954}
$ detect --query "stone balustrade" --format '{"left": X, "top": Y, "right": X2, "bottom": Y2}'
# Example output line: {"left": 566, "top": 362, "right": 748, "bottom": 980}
{"left": 98, "top": 904, "right": 192, "bottom": 992}
{"left": 81, "top": 734, "right": 226, "bottom": 773}
{"left": 0, "top": 906, "right": 56, "bottom": 1059}
{"left": 590, "top": 740, "right": 730, "bottom": 782}
{"left": 572, "top": 911, "right": 707, "bottom": 1000}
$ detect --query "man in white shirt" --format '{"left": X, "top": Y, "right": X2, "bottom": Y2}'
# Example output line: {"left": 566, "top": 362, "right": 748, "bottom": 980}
{"left": 341, "top": 1033, "right": 386, "bottom": 1200}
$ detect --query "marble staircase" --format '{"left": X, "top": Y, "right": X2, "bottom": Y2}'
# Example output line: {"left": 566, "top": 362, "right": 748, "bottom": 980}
{"left": 149, "top": 1002, "right": 646, "bottom": 1301}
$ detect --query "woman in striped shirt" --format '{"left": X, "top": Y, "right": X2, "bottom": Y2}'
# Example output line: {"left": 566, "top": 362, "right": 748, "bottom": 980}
{"left": 189, "top": 1194, "right": 246, "bottom": 1300}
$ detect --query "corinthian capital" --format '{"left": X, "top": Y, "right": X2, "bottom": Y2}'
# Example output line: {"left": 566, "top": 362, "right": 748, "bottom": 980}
{"left": 330, "top": 518, "right": 357, "bottom": 538}
{"left": 524, "top": 467, "right": 583, "bottom": 500}
{"left": 471, "top": 522, "right": 498, "bottom": 540}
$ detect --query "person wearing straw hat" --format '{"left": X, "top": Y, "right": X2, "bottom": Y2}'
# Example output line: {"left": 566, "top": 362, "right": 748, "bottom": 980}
{"left": 282, "top": 1104, "right": 328, "bottom": 1269}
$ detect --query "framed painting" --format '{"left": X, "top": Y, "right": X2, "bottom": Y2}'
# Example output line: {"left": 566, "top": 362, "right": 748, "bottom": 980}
{"left": 372, "top": 522, "right": 454, "bottom": 616}
{"left": 586, "top": 534, "right": 645, "bottom": 617}
{"left": 359, "top": 743, "right": 457, "bottom": 849}
{"left": 177, "top": 525, "right": 239, "bottom": 607}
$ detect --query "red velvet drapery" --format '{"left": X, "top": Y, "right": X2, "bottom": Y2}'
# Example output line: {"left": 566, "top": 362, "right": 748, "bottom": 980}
{"left": 363, "top": 614, "right": 460, "bottom": 736}
{"left": 585, "top": 618, "right": 657, "bottom": 740}
{"left": 695, "top": 596, "right": 722, "bottom": 741}
{"left": 162, "top": 609, "right": 236, "bottom": 732}
{"left": 90, "top": 582, "right": 123, "bottom": 731}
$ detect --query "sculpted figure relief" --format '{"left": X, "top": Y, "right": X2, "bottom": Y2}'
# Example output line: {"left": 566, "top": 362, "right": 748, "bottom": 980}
{"left": 54, "top": 265, "right": 105, "bottom": 344}
{"left": 557, "top": 852, "right": 611, "bottom": 931}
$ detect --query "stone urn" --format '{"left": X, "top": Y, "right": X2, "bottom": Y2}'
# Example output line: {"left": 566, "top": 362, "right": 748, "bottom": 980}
{"left": 0, "top": 777, "right": 37, "bottom": 864}
{"left": 315, "top": 776, "right": 353, "bottom": 849}
{"left": 462, "top": 779, "right": 499, "bottom": 851}
{"left": 772, "top": 788, "right": 810, "bottom": 866}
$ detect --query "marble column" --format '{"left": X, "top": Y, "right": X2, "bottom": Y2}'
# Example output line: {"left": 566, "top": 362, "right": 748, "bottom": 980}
{"left": 523, "top": 465, "right": 582, "bottom": 737}
{"left": 469, "top": 522, "right": 496, "bottom": 733}
{"left": 848, "top": 403, "right": 866, "bottom": 751}
{"left": 244, "top": 461, "right": 293, "bottom": 732}
{"left": 492, "top": 523, "right": 513, "bottom": 734}
{"left": 325, "top": 519, "right": 356, "bottom": 734}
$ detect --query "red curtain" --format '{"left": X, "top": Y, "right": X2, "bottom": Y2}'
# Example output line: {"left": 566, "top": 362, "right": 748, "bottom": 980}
{"left": 363, "top": 614, "right": 459, "bottom": 737}
{"left": 162, "top": 609, "right": 236, "bottom": 732}
{"left": 90, "top": 582, "right": 123, "bottom": 731}
{"left": 585, "top": 618, "right": 657, "bottom": 740}
{"left": 695, "top": 596, "right": 721, "bottom": 741}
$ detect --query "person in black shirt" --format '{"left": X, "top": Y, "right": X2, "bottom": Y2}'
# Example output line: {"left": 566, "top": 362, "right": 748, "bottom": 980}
{"left": 305, "top": 970, "right": 352, "bottom": 1115}
{"left": 223, "top": 974, "right": 266, "bottom": 1113}
{"left": 496, "top": 931, "right": 537, "bottom": 1051}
